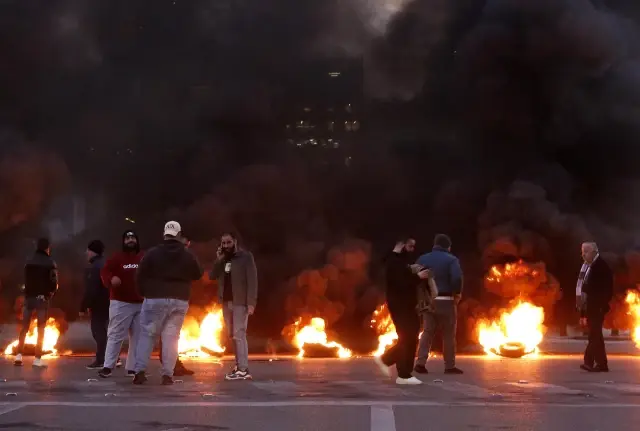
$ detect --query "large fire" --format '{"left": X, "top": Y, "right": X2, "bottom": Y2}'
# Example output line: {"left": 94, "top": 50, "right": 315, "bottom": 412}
{"left": 289, "top": 317, "right": 352, "bottom": 358}
{"left": 370, "top": 304, "right": 398, "bottom": 357}
{"left": 3, "top": 317, "right": 61, "bottom": 357}
{"left": 625, "top": 290, "right": 640, "bottom": 348}
{"left": 477, "top": 301, "right": 545, "bottom": 357}
{"left": 177, "top": 308, "right": 225, "bottom": 358}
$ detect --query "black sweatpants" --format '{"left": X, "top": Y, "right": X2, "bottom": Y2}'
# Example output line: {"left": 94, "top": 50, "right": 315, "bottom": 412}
{"left": 381, "top": 302, "right": 420, "bottom": 379}
{"left": 90, "top": 307, "right": 109, "bottom": 364}
{"left": 584, "top": 311, "right": 607, "bottom": 367}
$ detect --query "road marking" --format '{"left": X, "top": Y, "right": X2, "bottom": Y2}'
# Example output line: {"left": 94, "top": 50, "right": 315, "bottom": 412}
{"left": 593, "top": 383, "right": 640, "bottom": 394}
{"left": 506, "top": 382, "right": 586, "bottom": 395}
{"left": 370, "top": 405, "right": 396, "bottom": 431}
{"left": 428, "top": 381, "right": 504, "bottom": 398}
{"left": 1, "top": 400, "right": 640, "bottom": 408}
{"left": 0, "top": 404, "right": 24, "bottom": 416}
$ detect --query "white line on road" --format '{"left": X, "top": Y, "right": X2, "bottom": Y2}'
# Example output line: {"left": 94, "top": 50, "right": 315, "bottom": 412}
{"left": 370, "top": 405, "right": 396, "bottom": 431}
{"left": 1, "top": 400, "right": 640, "bottom": 408}
{"left": 0, "top": 403, "right": 24, "bottom": 416}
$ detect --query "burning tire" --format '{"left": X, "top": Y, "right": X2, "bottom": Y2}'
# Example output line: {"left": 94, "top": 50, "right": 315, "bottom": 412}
{"left": 494, "top": 342, "right": 527, "bottom": 358}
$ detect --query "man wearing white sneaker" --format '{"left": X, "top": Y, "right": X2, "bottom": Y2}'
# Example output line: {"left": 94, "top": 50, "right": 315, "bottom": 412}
{"left": 14, "top": 238, "right": 59, "bottom": 368}
{"left": 374, "top": 238, "right": 427, "bottom": 385}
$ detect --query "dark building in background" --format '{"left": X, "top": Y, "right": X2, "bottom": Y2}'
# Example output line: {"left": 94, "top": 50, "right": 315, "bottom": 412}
{"left": 276, "top": 58, "right": 364, "bottom": 167}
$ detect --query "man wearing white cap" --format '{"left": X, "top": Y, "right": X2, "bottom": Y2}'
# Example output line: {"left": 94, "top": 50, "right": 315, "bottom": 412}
{"left": 132, "top": 221, "right": 203, "bottom": 385}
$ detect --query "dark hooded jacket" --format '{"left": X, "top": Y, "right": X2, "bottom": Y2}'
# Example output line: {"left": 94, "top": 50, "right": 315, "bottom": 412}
{"left": 82, "top": 254, "right": 108, "bottom": 311}
{"left": 101, "top": 230, "right": 144, "bottom": 303}
{"left": 136, "top": 238, "right": 203, "bottom": 301}
{"left": 24, "top": 249, "right": 58, "bottom": 298}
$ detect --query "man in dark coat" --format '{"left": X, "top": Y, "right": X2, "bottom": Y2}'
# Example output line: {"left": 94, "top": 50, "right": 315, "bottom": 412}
{"left": 577, "top": 242, "right": 613, "bottom": 372}
{"left": 81, "top": 240, "right": 109, "bottom": 369}
{"left": 374, "top": 238, "right": 430, "bottom": 385}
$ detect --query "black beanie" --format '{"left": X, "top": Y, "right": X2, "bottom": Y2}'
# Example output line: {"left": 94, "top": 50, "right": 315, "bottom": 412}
{"left": 122, "top": 230, "right": 140, "bottom": 253}
{"left": 87, "top": 239, "right": 105, "bottom": 256}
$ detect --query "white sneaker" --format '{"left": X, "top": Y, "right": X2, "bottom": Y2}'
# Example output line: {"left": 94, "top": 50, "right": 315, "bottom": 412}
{"left": 33, "top": 358, "right": 48, "bottom": 368}
{"left": 396, "top": 377, "right": 422, "bottom": 385}
{"left": 13, "top": 353, "right": 23, "bottom": 366}
{"left": 373, "top": 356, "right": 391, "bottom": 377}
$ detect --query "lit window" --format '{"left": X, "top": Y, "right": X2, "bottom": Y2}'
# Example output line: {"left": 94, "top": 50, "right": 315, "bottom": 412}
{"left": 303, "top": 107, "right": 311, "bottom": 112}
{"left": 329, "top": 72, "right": 341, "bottom": 77}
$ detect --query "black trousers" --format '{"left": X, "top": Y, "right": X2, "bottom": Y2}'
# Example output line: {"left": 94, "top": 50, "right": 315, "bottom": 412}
{"left": 90, "top": 308, "right": 109, "bottom": 364}
{"left": 381, "top": 302, "right": 420, "bottom": 379}
{"left": 584, "top": 311, "right": 607, "bottom": 367}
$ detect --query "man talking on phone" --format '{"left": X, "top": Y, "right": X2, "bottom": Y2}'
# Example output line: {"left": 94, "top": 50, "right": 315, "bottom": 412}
{"left": 210, "top": 232, "right": 258, "bottom": 381}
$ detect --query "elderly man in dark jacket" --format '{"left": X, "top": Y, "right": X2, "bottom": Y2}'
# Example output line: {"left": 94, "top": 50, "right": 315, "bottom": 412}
{"left": 577, "top": 242, "right": 613, "bottom": 372}
{"left": 82, "top": 240, "right": 109, "bottom": 370}
{"left": 133, "top": 221, "right": 203, "bottom": 385}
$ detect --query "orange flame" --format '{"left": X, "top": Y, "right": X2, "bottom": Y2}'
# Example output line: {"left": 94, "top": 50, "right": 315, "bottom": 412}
{"left": 289, "top": 317, "right": 352, "bottom": 358}
{"left": 477, "top": 301, "right": 545, "bottom": 356}
{"left": 177, "top": 307, "right": 226, "bottom": 358}
{"left": 625, "top": 290, "right": 640, "bottom": 348}
{"left": 370, "top": 304, "right": 398, "bottom": 357}
{"left": 4, "top": 317, "right": 61, "bottom": 357}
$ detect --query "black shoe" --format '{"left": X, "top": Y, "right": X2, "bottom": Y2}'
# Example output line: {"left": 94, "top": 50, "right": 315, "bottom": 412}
{"left": 86, "top": 361, "right": 103, "bottom": 370}
{"left": 594, "top": 365, "right": 609, "bottom": 372}
{"left": 414, "top": 365, "right": 428, "bottom": 374}
{"left": 161, "top": 375, "right": 174, "bottom": 385}
{"left": 127, "top": 370, "right": 135, "bottom": 377}
{"left": 444, "top": 367, "right": 464, "bottom": 375}
{"left": 580, "top": 364, "right": 596, "bottom": 372}
{"left": 173, "top": 365, "right": 195, "bottom": 376}
{"left": 98, "top": 368, "right": 112, "bottom": 378}
{"left": 132, "top": 371, "right": 147, "bottom": 385}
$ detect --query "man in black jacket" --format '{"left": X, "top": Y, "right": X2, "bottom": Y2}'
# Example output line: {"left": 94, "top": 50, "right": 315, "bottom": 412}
{"left": 577, "top": 242, "right": 614, "bottom": 372}
{"left": 14, "top": 238, "right": 58, "bottom": 368}
{"left": 81, "top": 240, "right": 109, "bottom": 369}
{"left": 133, "top": 221, "right": 203, "bottom": 385}
{"left": 374, "top": 238, "right": 430, "bottom": 385}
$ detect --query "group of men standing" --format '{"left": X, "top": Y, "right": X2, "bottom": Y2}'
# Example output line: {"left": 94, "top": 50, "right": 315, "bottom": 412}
{"left": 376, "top": 237, "right": 615, "bottom": 385}
{"left": 375, "top": 234, "right": 464, "bottom": 385}
{"left": 13, "top": 221, "right": 259, "bottom": 385}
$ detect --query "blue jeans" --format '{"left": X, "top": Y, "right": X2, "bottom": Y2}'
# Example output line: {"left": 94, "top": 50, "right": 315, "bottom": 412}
{"left": 134, "top": 298, "right": 189, "bottom": 377}
{"left": 104, "top": 300, "right": 142, "bottom": 370}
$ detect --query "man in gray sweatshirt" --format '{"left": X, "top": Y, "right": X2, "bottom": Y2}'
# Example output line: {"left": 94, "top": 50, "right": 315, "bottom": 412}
{"left": 210, "top": 232, "right": 258, "bottom": 381}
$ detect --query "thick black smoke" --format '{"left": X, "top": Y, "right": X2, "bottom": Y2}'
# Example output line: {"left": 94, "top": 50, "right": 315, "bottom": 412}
{"left": 3, "top": 0, "right": 640, "bottom": 343}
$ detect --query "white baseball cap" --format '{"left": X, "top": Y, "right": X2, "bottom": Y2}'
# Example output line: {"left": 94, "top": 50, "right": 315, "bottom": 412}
{"left": 163, "top": 221, "right": 181, "bottom": 237}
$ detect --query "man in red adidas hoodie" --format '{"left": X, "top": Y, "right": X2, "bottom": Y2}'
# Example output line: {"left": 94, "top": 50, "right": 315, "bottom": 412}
{"left": 98, "top": 230, "right": 144, "bottom": 377}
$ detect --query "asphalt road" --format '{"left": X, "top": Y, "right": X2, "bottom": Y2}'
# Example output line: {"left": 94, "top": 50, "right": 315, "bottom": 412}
{"left": 1, "top": 354, "right": 640, "bottom": 430}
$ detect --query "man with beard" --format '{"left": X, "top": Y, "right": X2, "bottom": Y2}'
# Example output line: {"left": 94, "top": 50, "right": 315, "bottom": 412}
{"left": 414, "top": 234, "right": 464, "bottom": 375}
{"left": 14, "top": 238, "right": 58, "bottom": 368}
{"left": 577, "top": 242, "right": 613, "bottom": 372}
{"left": 133, "top": 221, "right": 203, "bottom": 385}
{"left": 374, "top": 238, "right": 430, "bottom": 385}
{"left": 98, "top": 230, "right": 144, "bottom": 378}
{"left": 210, "top": 232, "right": 258, "bottom": 381}
{"left": 81, "top": 240, "right": 110, "bottom": 370}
